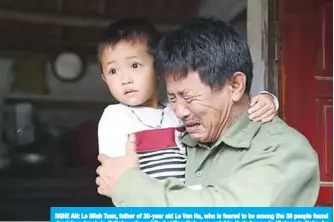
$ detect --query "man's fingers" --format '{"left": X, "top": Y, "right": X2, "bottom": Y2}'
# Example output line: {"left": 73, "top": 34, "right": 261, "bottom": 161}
{"left": 96, "top": 176, "right": 107, "bottom": 186}
{"left": 96, "top": 165, "right": 107, "bottom": 176}
{"left": 96, "top": 166, "right": 101, "bottom": 175}
{"left": 97, "top": 186, "right": 105, "bottom": 195}
{"left": 96, "top": 176, "right": 100, "bottom": 186}
{"left": 98, "top": 154, "right": 109, "bottom": 163}
{"left": 96, "top": 176, "right": 112, "bottom": 197}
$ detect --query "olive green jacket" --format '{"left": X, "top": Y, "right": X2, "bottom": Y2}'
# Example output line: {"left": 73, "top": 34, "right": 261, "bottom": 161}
{"left": 111, "top": 114, "right": 320, "bottom": 206}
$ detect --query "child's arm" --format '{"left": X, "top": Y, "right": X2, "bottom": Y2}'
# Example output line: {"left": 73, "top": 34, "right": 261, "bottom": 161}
{"left": 248, "top": 91, "right": 279, "bottom": 123}
{"left": 98, "top": 105, "right": 129, "bottom": 157}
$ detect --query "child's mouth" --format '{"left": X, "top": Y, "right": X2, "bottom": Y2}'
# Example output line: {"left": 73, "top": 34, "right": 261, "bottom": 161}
{"left": 124, "top": 90, "right": 138, "bottom": 95}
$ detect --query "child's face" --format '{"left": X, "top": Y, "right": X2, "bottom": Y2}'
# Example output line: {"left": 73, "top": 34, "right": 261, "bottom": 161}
{"left": 100, "top": 41, "right": 157, "bottom": 107}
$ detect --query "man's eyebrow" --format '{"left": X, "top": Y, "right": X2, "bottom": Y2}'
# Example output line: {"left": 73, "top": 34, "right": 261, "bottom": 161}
{"left": 167, "top": 90, "right": 194, "bottom": 97}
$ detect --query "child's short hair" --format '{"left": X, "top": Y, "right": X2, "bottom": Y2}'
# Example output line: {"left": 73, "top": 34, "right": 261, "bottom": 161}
{"left": 97, "top": 18, "right": 161, "bottom": 72}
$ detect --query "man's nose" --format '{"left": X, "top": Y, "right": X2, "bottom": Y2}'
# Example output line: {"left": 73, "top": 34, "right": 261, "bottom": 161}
{"left": 173, "top": 102, "right": 191, "bottom": 119}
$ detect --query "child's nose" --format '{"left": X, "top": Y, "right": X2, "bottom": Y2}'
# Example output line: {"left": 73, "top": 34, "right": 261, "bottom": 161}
{"left": 121, "top": 74, "right": 133, "bottom": 85}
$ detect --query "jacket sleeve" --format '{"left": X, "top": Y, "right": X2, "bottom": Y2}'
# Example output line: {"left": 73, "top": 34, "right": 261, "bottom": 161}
{"left": 110, "top": 135, "right": 320, "bottom": 206}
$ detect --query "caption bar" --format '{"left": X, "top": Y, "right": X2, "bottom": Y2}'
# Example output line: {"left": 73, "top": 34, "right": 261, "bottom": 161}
{"left": 50, "top": 207, "right": 332, "bottom": 222}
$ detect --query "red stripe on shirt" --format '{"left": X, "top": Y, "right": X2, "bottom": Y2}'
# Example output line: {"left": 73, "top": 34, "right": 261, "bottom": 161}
{"left": 135, "top": 127, "right": 184, "bottom": 152}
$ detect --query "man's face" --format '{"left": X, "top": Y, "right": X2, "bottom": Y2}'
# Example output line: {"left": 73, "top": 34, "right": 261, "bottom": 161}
{"left": 166, "top": 72, "right": 233, "bottom": 143}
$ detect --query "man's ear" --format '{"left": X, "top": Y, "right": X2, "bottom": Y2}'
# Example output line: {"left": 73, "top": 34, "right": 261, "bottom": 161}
{"left": 101, "top": 73, "right": 106, "bottom": 82}
{"left": 229, "top": 72, "right": 247, "bottom": 102}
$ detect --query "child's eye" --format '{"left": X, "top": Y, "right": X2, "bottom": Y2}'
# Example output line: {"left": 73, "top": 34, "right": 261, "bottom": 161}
{"left": 109, "top": 69, "right": 117, "bottom": 74}
{"left": 131, "top": 63, "right": 141, "bottom": 69}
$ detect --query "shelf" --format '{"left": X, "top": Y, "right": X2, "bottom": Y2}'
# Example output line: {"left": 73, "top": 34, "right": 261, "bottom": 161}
{"left": 4, "top": 93, "right": 112, "bottom": 103}
{"left": 3, "top": 93, "right": 116, "bottom": 110}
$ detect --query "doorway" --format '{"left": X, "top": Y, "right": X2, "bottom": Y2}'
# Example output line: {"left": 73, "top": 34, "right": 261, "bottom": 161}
{"left": 279, "top": 0, "right": 333, "bottom": 206}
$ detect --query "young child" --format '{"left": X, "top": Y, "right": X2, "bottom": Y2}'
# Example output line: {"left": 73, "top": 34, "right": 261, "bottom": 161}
{"left": 97, "top": 18, "right": 278, "bottom": 181}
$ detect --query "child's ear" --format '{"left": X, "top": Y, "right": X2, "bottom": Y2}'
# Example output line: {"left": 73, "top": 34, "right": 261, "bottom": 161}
{"left": 101, "top": 73, "right": 106, "bottom": 82}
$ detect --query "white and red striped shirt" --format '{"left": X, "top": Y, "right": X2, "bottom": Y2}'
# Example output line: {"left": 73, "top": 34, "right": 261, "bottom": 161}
{"left": 98, "top": 103, "right": 186, "bottom": 181}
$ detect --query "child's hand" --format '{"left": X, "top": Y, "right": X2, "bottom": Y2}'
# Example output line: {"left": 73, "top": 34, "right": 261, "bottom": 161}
{"left": 248, "top": 94, "right": 276, "bottom": 123}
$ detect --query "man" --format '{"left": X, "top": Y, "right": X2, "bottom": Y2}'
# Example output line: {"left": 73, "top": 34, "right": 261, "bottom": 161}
{"left": 96, "top": 18, "right": 320, "bottom": 206}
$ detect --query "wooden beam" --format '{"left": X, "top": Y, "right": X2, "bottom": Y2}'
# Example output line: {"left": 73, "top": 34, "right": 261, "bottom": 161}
{"left": 0, "top": 9, "right": 176, "bottom": 31}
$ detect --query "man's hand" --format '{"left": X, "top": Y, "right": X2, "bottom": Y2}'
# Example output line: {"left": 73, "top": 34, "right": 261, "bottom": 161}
{"left": 96, "top": 134, "right": 139, "bottom": 197}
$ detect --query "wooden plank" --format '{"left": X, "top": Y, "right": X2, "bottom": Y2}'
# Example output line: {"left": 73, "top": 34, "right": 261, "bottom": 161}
{"left": 0, "top": 10, "right": 176, "bottom": 30}
{"left": 0, "top": 0, "right": 58, "bottom": 14}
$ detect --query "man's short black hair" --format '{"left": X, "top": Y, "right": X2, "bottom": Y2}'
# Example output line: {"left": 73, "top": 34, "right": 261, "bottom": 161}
{"left": 97, "top": 18, "right": 161, "bottom": 72}
{"left": 156, "top": 17, "right": 253, "bottom": 94}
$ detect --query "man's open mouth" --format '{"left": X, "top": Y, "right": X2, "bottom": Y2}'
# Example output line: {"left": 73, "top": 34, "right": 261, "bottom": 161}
{"left": 186, "top": 123, "right": 200, "bottom": 128}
